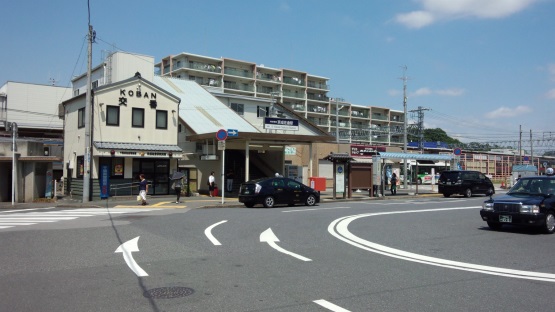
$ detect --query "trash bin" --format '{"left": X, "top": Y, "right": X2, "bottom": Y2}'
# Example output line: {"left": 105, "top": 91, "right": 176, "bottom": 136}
{"left": 213, "top": 187, "right": 219, "bottom": 197}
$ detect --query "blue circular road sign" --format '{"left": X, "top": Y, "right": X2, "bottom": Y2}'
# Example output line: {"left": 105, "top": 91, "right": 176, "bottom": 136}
{"left": 216, "top": 129, "right": 228, "bottom": 141}
{"left": 453, "top": 148, "right": 462, "bottom": 156}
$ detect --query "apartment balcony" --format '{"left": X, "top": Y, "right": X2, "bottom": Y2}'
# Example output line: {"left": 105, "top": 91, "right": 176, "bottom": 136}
{"left": 351, "top": 123, "right": 369, "bottom": 129}
{"left": 331, "top": 110, "right": 350, "bottom": 116}
{"left": 307, "top": 93, "right": 330, "bottom": 102}
{"left": 371, "top": 114, "right": 388, "bottom": 121}
{"left": 283, "top": 77, "right": 305, "bottom": 86}
{"left": 224, "top": 67, "right": 254, "bottom": 79}
{"left": 307, "top": 81, "right": 329, "bottom": 90}
{"left": 308, "top": 105, "right": 327, "bottom": 114}
{"left": 223, "top": 82, "right": 254, "bottom": 92}
{"left": 308, "top": 117, "right": 329, "bottom": 127}
{"left": 257, "top": 73, "right": 281, "bottom": 83}
{"left": 351, "top": 111, "right": 368, "bottom": 118}
{"left": 330, "top": 121, "right": 350, "bottom": 128}
{"left": 282, "top": 90, "right": 305, "bottom": 99}
{"left": 291, "top": 104, "right": 305, "bottom": 111}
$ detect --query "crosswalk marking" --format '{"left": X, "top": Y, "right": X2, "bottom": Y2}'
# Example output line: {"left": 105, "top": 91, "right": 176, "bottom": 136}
{"left": 0, "top": 208, "right": 154, "bottom": 230}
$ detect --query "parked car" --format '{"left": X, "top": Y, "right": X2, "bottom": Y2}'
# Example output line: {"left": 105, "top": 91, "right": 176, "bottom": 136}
{"left": 238, "top": 177, "right": 320, "bottom": 208}
{"left": 438, "top": 170, "right": 494, "bottom": 197}
{"left": 480, "top": 176, "right": 555, "bottom": 234}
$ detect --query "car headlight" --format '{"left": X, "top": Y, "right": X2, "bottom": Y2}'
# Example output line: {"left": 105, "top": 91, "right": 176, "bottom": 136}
{"left": 482, "top": 202, "right": 493, "bottom": 211}
{"left": 255, "top": 183, "right": 262, "bottom": 194}
{"left": 520, "top": 205, "right": 540, "bottom": 214}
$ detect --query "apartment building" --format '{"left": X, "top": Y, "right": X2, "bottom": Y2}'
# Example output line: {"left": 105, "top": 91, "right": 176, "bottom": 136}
{"left": 155, "top": 52, "right": 405, "bottom": 146}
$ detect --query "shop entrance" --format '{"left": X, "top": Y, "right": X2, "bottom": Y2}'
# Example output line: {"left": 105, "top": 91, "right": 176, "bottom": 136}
{"left": 133, "top": 159, "right": 170, "bottom": 195}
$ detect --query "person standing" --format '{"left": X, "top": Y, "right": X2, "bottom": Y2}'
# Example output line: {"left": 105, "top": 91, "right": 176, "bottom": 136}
{"left": 226, "top": 169, "right": 235, "bottom": 193}
{"left": 390, "top": 173, "right": 398, "bottom": 195}
{"left": 139, "top": 174, "right": 148, "bottom": 205}
{"left": 208, "top": 171, "right": 216, "bottom": 197}
{"left": 173, "top": 178, "right": 183, "bottom": 204}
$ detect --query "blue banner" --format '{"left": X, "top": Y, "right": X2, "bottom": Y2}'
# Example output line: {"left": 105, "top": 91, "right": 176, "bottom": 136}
{"left": 99, "top": 165, "right": 110, "bottom": 199}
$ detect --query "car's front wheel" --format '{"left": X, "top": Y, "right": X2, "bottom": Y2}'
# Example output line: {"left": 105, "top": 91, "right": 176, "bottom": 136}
{"left": 487, "top": 221, "right": 503, "bottom": 231}
{"left": 305, "top": 194, "right": 317, "bottom": 206}
{"left": 263, "top": 196, "right": 275, "bottom": 208}
{"left": 542, "top": 211, "right": 555, "bottom": 234}
{"left": 464, "top": 188, "right": 472, "bottom": 198}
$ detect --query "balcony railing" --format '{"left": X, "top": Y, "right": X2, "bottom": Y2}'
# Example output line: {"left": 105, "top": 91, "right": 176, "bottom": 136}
{"left": 223, "top": 82, "right": 254, "bottom": 92}
{"left": 224, "top": 67, "right": 253, "bottom": 78}
{"left": 307, "top": 94, "right": 330, "bottom": 102}
{"left": 308, "top": 105, "right": 327, "bottom": 113}
{"left": 331, "top": 110, "right": 350, "bottom": 116}
{"left": 282, "top": 90, "right": 305, "bottom": 99}
{"left": 283, "top": 77, "right": 305, "bottom": 86}
{"left": 371, "top": 114, "right": 388, "bottom": 121}
{"left": 307, "top": 81, "right": 329, "bottom": 90}
{"left": 351, "top": 111, "right": 368, "bottom": 118}
{"left": 308, "top": 117, "right": 329, "bottom": 126}
{"left": 292, "top": 104, "right": 305, "bottom": 111}
{"left": 257, "top": 73, "right": 281, "bottom": 82}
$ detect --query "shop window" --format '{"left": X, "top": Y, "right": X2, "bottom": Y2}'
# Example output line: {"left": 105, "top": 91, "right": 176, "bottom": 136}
{"left": 156, "top": 110, "right": 168, "bottom": 129}
{"left": 106, "top": 105, "right": 120, "bottom": 126}
{"left": 132, "top": 108, "right": 145, "bottom": 128}
{"left": 78, "top": 107, "right": 85, "bottom": 128}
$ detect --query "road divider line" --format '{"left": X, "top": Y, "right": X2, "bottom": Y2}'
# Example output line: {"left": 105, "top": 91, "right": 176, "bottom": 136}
{"left": 205, "top": 220, "right": 227, "bottom": 245}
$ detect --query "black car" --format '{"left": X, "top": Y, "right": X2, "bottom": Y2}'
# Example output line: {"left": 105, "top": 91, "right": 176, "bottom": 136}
{"left": 438, "top": 170, "right": 494, "bottom": 197}
{"left": 238, "top": 177, "right": 320, "bottom": 208}
{"left": 480, "top": 176, "right": 555, "bottom": 234}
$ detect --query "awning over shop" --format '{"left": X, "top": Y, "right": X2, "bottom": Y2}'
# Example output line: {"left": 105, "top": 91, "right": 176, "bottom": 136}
{"left": 378, "top": 152, "right": 452, "bottom": 161}
{"left": 94, "top": 141, "right": 182, "bottom": 152}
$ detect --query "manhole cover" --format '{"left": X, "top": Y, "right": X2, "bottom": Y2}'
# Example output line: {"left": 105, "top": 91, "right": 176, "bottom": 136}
{"left": 143, "top": 287, "right": 194, "bottom": 299}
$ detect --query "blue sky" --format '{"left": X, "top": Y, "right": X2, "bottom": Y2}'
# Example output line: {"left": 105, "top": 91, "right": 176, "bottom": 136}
{"left": 1, "top": 0, "right": 554, "bottom": 150}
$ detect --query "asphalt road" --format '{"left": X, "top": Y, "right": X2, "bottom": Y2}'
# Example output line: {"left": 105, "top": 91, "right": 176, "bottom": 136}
{"left": 1, "top": 195, "right": 554, "bottom": 312}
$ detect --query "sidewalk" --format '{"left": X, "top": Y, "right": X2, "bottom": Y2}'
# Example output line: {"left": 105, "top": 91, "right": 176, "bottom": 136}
{"left": 0, "top": 184, "right": 451, "bottom": 210}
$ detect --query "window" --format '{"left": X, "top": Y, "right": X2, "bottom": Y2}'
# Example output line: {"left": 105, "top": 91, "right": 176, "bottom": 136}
{"left": 77, "top": 156, "right": 84, "bottom": 178}
{"left": 106, "top": 105, "right": 120, "bottom": 126}
{"left": 78, "top": 107, "right": 85, "bottom": 128}
{"left": 156, "top": 110, "right": 168, "bottom": 129}
{"left": 231, "top": 103, "right": 244, "bottom": 115}
{"left": 257, "top": 106, "right": 269, "bottom": 118}
{"left": 99, "top": 157, "right": 125, "bottom": 178}
{"left": 132, "top": 108, "right": 144, "bottom": 128}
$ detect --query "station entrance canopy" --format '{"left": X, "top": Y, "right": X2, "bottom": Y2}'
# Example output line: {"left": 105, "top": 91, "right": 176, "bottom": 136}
{"left": 376, "top": 152, "right": 453, "bottom": 162}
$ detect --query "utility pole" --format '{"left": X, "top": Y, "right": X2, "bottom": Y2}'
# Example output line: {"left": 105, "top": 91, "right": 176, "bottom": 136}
{"left": 399, "top": 66, "right": 408, "bottom": 189}
{"left": 83, "top": 21, "right": 94, "bottom": 202}
{"left": 409, "top": 106, "right": 430, "bottom": 151}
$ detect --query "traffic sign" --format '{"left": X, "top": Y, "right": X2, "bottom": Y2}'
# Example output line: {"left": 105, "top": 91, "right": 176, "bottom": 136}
{"left": 453, "top": 148, "right": 462, "bottom": 156}
{"left": 217, "top": 141, "right": 226, "bottom": 150}
{"left": 227, "top": 129, "right": 238, "bottom": 137}
{"left": 216, "top": 129, "right": 228, "bottom": 141}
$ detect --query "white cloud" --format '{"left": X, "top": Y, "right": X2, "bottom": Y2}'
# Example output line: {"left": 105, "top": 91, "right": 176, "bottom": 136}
{"left": 485, "top": 105, "right": 532, "bottom": 118}
{"left": 388, "top": 89, "right": 401, "bottom": 96}
{"left": 395, "top": 0, "right": 537, "bottom": 29}
{"left": 546, "top": 89, "right": 555, "bottom": 99}
{"left": 407, "top": 87, "right": 464, "bottom": 97}
{"left": 435, "top": 88, "right": 465, "bottom": 96}
{"left": 279, "top": 1, "right": 290, "bottom": 12}
{"left": 548, "top": 63, "right": 555, "bottom": 82}
{"left": 411, "top": 87, "right": 432, "bottom": 97}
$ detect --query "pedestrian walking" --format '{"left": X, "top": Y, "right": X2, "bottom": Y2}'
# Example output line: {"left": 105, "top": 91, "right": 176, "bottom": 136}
{"left": 139, "top": 174, "right": 148, "bottom": 205}
{"left": 172, "top": 178, "right": 183, "bottom": 203}
{"left": 208, "top": 171, "right": 216, "bottom": 197}
{"left": 390, "top": 173, "right": 397, "bottom": 195}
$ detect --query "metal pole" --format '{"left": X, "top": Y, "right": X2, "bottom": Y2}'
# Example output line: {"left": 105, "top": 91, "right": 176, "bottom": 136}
{"left": 336, "top": 98, "right": 339, "bottom": 144}
{"left": 401, "top": 66, "right": 408, "bottom": 189}
{"left": 11, "top": 122, "right": 16, "bottom": 206}
{"left": 83, "top": 24, "right": 93, "bottom": 202}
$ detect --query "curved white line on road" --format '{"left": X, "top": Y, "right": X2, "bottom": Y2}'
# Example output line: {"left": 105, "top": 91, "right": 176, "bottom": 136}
{"left": 313, "top": 299, "right": 351, "bottom": 312}
{"left": 329, "top": 206, "right": 555, "bottom": 283}
{"left": 205, "top": 220, "right": 228, "bottom": 245}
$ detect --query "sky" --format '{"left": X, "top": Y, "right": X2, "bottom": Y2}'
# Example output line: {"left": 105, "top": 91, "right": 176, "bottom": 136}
{"left": 1, "top": 0, "right": 554, "bottom": 151}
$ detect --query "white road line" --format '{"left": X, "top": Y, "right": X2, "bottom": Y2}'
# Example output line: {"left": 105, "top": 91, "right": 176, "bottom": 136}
{"left": 0, "top": 217, "right": 77, "bottom": 220}
{"left": 0, "top": 223, "right": 37, "bottom": 226}
{"left": 283, "top": 207, "right": 351, "bottom": 213}
{"left": 313, "top": 299, "right": 351, "bottom": 312}
{"left": 0, "top": 207, "right": 56, "bottom": 213}
{"left": 0, "top": 226, "right": 13, "bottom": 229}
{"left": 115, "top": 236, "right": 148, "bottom": 277}
{"left": 205, "top": 220, "right": 227, "bottom": 245}
{"left": 329, "top": 206, "right": 555, "bottom": 283}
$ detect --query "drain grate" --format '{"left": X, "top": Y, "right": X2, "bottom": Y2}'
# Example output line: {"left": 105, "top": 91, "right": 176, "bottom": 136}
{"left": 143, "top": 287, "right": 194, "bottom": 299}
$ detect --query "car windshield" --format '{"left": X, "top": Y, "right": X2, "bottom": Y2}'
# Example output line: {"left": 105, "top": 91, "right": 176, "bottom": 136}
{"left": 508, "top": 178, "right": 555, "bottom": 195}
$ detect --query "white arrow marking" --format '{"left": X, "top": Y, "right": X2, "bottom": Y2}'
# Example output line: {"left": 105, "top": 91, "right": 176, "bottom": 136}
{"left": 205, "top": 220, "right": 227, "bottom": 245}
{"left": 313, "top": 299, "right": 351, "bottom": 312}
{"left": 115, "top": 236, "right": 149, "bottom": 277}
{"left": 260, "top": 228, "right": 312, "bottom": 261}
